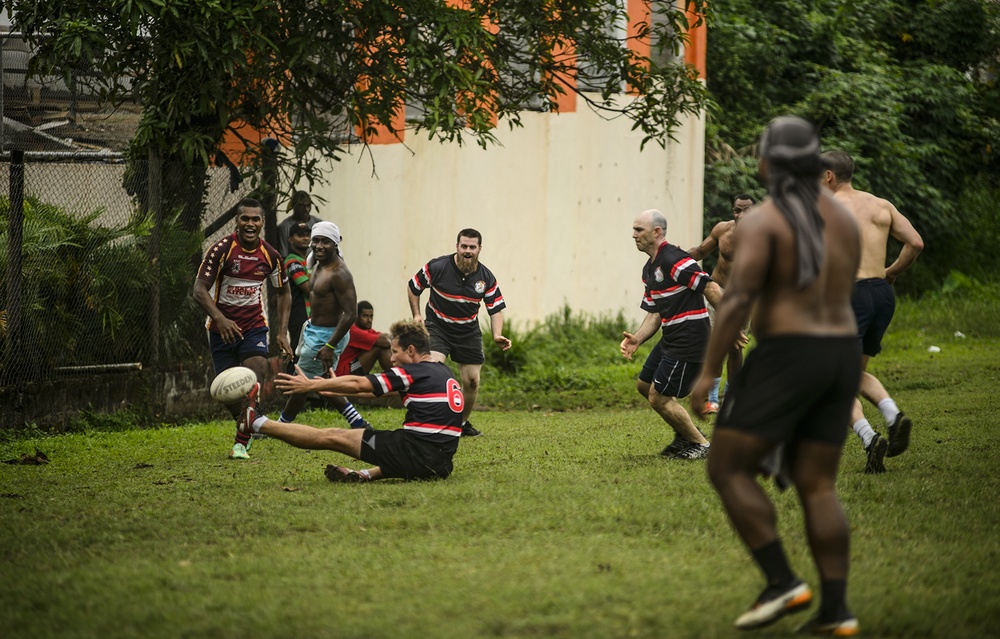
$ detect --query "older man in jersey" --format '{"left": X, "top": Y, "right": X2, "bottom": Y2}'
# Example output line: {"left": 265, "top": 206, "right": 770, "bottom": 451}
{"left": 408, "top": 228, "right": 511, "bottom": 437}
{"left": 239, "top": 321, "right": 463, "bottom": 482}
{"left": 193, "top": 198, "right": 292, "bottom": 460}
{"left": 620, "top": 209, "right": 727, "bottom": 460}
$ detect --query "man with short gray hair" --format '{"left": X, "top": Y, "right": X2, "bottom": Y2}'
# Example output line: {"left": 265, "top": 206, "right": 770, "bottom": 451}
{"left": 620, "top": 208, "right": 727, "bottom": 459}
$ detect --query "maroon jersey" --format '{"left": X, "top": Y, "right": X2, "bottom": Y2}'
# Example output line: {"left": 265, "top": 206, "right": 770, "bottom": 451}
{"left": 197, "top": 233, "right": 286, "bottom": 333}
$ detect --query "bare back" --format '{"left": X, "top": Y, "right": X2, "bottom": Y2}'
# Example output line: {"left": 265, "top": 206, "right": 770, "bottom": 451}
{"left": 831, "top": 189, "right": 894, "bottom": 279}
{"left": 309, "top": 257, "right": 356, "bottom": 328}
{"left": 736, "top": 190, "right": 860, "bottom": 339}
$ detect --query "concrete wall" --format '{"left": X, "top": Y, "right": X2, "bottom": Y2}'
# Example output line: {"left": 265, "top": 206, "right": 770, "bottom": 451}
{"left": 304, "top": 95, "right": 706, "bottom": 331}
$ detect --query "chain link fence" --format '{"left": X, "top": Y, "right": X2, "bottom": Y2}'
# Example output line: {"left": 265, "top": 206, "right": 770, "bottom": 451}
{"left": 1, "top": 32, "right": 264, "bottom": 397}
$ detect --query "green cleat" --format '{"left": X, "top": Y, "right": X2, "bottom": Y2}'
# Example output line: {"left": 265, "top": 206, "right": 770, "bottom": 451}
{"left": 229, "top": 443, "right": 250, "bottom": 460}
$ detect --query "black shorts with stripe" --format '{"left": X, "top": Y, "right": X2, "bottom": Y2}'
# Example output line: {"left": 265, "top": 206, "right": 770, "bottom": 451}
{"left": 424, "top": 316, "right": 485, "bottom": 365}
{"left": 359, "top": 428, "right": 457, "bottom": 480}
{"left": 638, "top": 339, "right": 702, "bottom": 399}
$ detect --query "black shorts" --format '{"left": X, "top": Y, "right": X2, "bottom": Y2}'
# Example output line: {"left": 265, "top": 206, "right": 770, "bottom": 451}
{"left": 852, "top": 278, "right": 895, "bottom": 357}
{"left": 716, "top": 336, "right": 861, "bottom": 445}
{"left": 209, "top": 326, "right": 269, "bottom": 373}
{"left": 358, "top": 428, "right": 456, "bottom": 480}
{"left": 425, "top": 317, "right": 485, "bottom": 365}
{"left": 638, "top": 340, "right": 701, "bottom": 399}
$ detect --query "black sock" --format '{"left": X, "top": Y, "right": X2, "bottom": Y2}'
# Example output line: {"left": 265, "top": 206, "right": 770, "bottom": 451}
{"left": 819, "top": 579, "right": 850, "bottom": 621}
{"left": 751, "top": 540, "right": 797, "bottom": 590}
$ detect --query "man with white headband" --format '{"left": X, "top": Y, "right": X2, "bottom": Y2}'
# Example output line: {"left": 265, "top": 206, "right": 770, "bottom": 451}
{"left": 276, "top": 220, "right": 371, "bottom": 430}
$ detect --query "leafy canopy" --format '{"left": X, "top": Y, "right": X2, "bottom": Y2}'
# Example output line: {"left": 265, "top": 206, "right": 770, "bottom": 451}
{"left": 703, "top": 0, "right": 1000, "bottom": 291}
{"left": 12, "top": 0, "right": 710, "bottom": 185}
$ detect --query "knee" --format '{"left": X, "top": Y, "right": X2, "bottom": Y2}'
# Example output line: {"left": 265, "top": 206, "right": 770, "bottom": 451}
{"left": 636, "top": 379, "right": 651, "bottom": 398}
{"left": 463, "top": 375, "right": 481, "bottom": 392}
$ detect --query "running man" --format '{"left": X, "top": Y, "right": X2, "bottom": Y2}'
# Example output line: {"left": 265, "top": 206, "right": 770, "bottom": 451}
{"left": 239, "top": 321, "right": 463, "bottom": 481}
{"left": 192, "top": 198, "right": 292, "bottom": 459}
{"left": 821, "top": 150, "right": 924, "bottom": 474}
{"left": 620, "top": 208, "right": 727, "bottom": 460}
{"left": 692, "top": 116, "right": 862, "bottom": 635}
{"left": 688, "top": 194, "right": 756, "bottom": 413}
{"left": 408, "top": 228, "right": 511, "bottom": 437}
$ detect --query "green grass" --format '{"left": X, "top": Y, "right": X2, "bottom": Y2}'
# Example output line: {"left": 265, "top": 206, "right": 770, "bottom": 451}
{"left": 2, "top": 291, "right": 1000, "bottom": 638}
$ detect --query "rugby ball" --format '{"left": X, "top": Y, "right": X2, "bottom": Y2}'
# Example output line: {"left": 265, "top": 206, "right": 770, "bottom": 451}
{"left": 210, "top": 366, "right": 257, "bottom": 403}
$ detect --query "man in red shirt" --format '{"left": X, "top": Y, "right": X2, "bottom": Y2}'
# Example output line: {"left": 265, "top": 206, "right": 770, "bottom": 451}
{"left": 335, "top": 301, "right": 392, "bottom": 378}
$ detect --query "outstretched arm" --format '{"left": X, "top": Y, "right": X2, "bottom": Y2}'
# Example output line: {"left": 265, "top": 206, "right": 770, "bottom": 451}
{"left": 275, "top": 365, "right": 375, "bottom": 396}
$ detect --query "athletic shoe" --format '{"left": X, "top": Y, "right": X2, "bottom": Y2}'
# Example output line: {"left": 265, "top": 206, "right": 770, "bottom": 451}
{"left": 660, "top": 434, "right": 691, "bottom": 457}
{"left": 671, "top": 442, "right": 710, "bottom": 460}
{"left": 236, "top": 382, "right": 260, "bottom": 436}
{"left": 886, "top": 412, "right": 912, "bottom": 458}
{"left": 864, "top": 434, "right": 888, "bottom": 474}
{"left": 461, "top": 422, "right": 482, "bottom": 437}
{"left": 703, "top": 401, "right": 720, "bottom": 415}
{"left": 796, "top": 614, "right": 860, "bottom": 636}
{"left": 734, "top": 580, "right": 813, "bottom": 630}
{"left": 229, "top": 443, "right": 250, "bottom": 460}
{"left": 324, "top": 464, "right": 370, "bottom": 483}
{"left": 352, "top": 419, "right": 373, "bottom": 430}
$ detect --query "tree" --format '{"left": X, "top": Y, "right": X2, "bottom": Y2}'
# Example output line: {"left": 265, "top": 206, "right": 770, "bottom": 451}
{"left": 11, "top": 0, "right": 710, "bottom": 223}
{"left": 703, "top": 0, "right": 1000, "bottom": 292}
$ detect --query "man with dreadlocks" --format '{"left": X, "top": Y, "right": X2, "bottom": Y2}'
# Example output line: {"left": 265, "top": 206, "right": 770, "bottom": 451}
{"left": 691, "top": 117, "right": 862, "bottom": 636}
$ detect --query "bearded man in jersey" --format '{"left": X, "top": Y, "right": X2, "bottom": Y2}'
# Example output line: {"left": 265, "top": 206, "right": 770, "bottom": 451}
{"left": 240, "top": 321, "right": 464, "bottom": 482}
{"left": 193, "top": 198, "right": 292, "bottom": 460}
{"left": 407, "top": 228, "right": 511, "bottom": 438}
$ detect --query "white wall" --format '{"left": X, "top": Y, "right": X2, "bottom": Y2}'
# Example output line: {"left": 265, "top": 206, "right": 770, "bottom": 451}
{"left": 304, "top": 95, "right": 706, "bottom": 331}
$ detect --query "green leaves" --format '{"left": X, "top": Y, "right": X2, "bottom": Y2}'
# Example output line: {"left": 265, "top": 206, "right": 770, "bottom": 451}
{"left": 10, "top": 0, "right": 709, "bottom": 182}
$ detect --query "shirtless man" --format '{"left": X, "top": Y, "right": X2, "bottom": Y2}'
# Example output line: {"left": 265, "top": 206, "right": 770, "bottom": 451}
{"left": 688, "top": 195, "right": 756, "bottom": 413}
{"left": 692, "top": 117, "right": 862, "bottom": 635}
{"left": 822, "top": 150, "right": 924, "bottom": 474}
{"left": 277, "top": 221, "right": 370, "bottom": 430}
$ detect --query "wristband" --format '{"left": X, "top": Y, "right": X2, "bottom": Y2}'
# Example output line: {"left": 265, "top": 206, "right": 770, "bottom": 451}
{"left": 324, "top": 342, "right": 336, "bottom": 350}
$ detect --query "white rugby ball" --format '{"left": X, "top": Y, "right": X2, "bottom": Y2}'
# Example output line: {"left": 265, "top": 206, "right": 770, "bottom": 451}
{"left": 210, "top": 366, "right": 257, "bottom": 403}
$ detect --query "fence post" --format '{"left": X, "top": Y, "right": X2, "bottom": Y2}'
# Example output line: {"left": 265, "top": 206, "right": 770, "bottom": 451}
{"left": 147, "top": 148, "right": 163, "bottom": 365}
{"left": 5, "top": 150, "right": 25, "bottom": 404}
{"left": 260, "top": 142, "right": 281, "bottom": 355}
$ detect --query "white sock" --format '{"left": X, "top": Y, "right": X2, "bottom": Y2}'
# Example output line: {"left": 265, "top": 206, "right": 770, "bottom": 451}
{"left": 878, "top": 398, "right": 900, "bottom": 425}
{"left": 852, "top": 419, "right": 877, "bottom": 449}
{"left": 251, "top": 415, "right": 267, "bottom": 432}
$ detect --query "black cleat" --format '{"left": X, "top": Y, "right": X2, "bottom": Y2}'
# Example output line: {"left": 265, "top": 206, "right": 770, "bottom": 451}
{"left": 886, "top": 412, "right": 912, "bottom": 458}
{"left": 461, "top": 422, "right": 482, "bottom": 437}
{"left": 325, "top": 465, "right": 370, "bottom": 483}
{"left": 660, "top": 434, "right": 691, "bottom": 457}
{"left": 864, "top": 434, "right": 888, "bottom": 474}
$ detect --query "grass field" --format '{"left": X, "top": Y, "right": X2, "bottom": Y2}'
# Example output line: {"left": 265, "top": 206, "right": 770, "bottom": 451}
{"left": 2, "top": 294, "right": 999, "bottom": 638}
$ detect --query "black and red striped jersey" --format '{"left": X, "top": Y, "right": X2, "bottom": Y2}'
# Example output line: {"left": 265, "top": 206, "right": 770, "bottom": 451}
{"left": 197, "top": 233, "right": 287, "bottom": 333}
{"left": 640, "top": 241, "right": 713, "bottom": 361}
{"left": 409, "top": 254, "right": 506, "bottom": 327}
{"left": 367, "top": 361, "right": 464, "bottom": 449}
